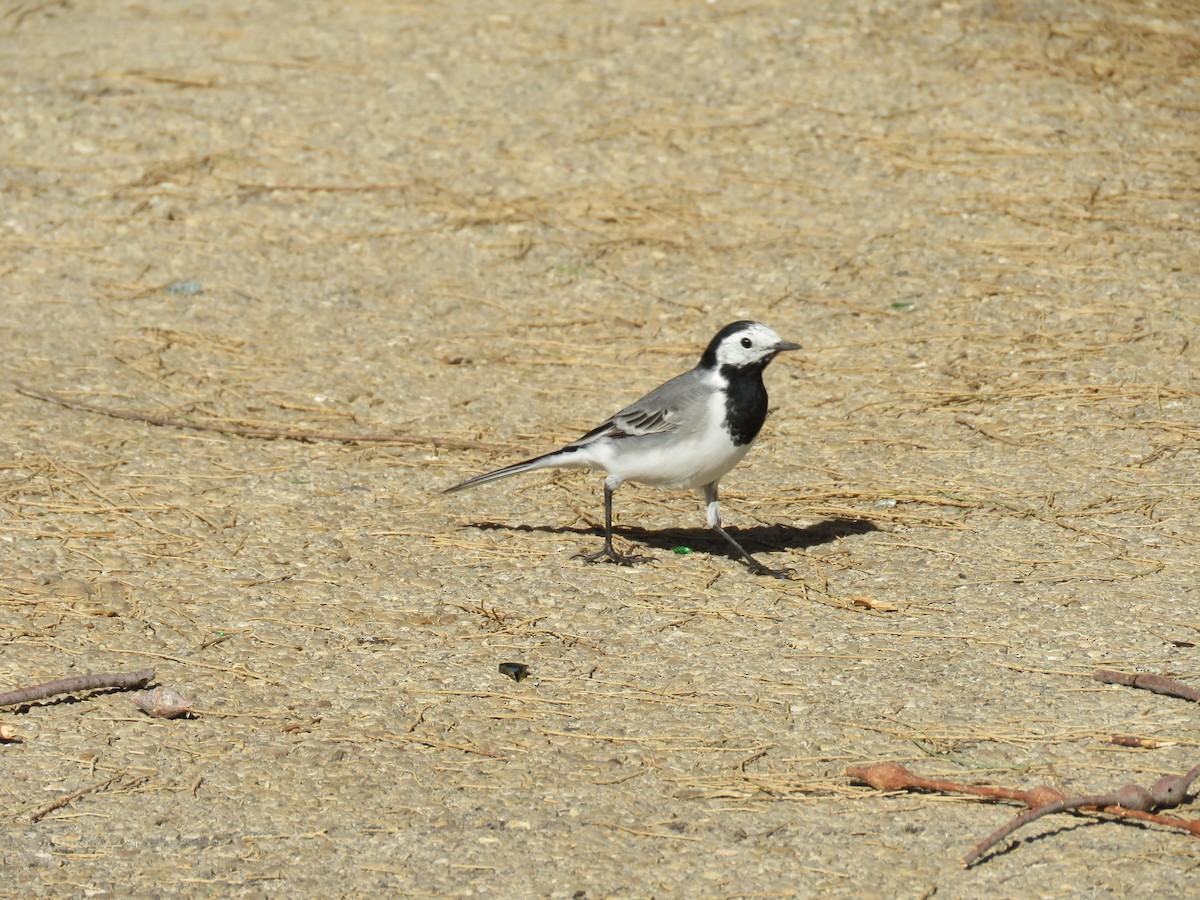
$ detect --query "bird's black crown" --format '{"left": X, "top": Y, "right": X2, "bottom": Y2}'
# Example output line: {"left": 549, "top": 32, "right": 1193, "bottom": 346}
{"left": 699, "top": 321, "right": 759, "bottom": 369}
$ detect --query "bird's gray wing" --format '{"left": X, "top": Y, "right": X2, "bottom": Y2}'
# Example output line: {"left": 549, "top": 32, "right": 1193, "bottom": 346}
{"left": 566, "top": 369, "right": 704, "bottom": 447}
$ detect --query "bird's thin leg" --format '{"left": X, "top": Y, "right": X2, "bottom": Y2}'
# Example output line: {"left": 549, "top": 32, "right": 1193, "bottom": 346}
{"left": 577, "top": 482, "right": 653, "bottom": 566}
{"left": 703, "top": 482, "right": 792, "bottom": 579}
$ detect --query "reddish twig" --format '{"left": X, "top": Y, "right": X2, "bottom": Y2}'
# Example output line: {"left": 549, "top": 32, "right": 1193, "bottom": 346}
{"left": 15, "top": 385, "right": 505, "bottom": 451}
{"left": 963, "top": 764, "right": 1200, "bottom": 866}
{"left": 0, "top": 669, "right": 155, "bottom": 707}
{"left": 1111, "top": 735, "right": 1164, "bottom": 749}
{"left": 1093, "top": 669, "right": 1200, "bottom": 703}
{"left": 844, "top": 762, "right": 1064, "bottom": 807}
{"left": 1105, "top": 806, "right": 1200, "bottom": 832}
{"left": 845, "top": 762, "right": 1200, "bottom": 868}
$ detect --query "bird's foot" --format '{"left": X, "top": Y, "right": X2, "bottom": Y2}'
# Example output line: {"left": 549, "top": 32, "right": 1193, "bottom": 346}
{"left": 746, "top": 560, "right": 794, "bottom": 580}
{"left": 577, "top": 546, "right": 655, "bottom": 567}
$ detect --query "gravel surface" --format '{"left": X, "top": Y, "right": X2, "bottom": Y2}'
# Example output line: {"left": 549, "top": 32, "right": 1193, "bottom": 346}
{"left": 2, "top": 1, "right": 1199, "bottom": 897}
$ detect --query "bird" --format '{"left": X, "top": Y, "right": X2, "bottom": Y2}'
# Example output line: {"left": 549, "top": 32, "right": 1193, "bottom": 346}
{"left": 443, "top": 321, "right": 801, "bottom": 578}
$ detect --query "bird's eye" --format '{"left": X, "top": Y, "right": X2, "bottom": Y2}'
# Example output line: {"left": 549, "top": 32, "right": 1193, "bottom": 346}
{"left": 740, "top": 337, "right": 753, "bottom": 349}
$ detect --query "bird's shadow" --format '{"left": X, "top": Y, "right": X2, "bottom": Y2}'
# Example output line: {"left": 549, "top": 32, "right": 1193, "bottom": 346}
{"left": 466, "top": 516, "right": 877, "bottom": 557}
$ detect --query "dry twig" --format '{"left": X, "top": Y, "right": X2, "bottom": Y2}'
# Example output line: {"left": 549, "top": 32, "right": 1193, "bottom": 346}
{"left": 29, "top": 774, "right": 124, "bottom": 823}
{"left": 0, "top": 669, "right": 155, "bottom": 708}
{"left": 1093, "top": 668, "right": 1200, "bottom": 703}
{"left": 1110, "top": 735, "right": 1166, "bottom": 749}
{"left": 16, "top": 385, "right": 504, "bottom": 451}
{"left": 845, "top": 762, "right": 1200, "bottom": 868}
{"left": 963, "top": 764, "right": 1200, "bottom": 866}
{"left": 845, "top": 761, "right": 1066, "bottom": 808}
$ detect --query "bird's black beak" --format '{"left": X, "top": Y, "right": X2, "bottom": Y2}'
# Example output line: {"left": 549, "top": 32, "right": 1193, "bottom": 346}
{"left": 774, "top": 340, "right": 802, "bottom": 352}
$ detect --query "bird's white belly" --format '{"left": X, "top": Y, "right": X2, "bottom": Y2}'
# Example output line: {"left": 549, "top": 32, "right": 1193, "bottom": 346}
{"left": 615, "top": 435, "right": 750, "bottom": 489}
{"left": 585, "top": 392, "right": 753, "bottom": 490}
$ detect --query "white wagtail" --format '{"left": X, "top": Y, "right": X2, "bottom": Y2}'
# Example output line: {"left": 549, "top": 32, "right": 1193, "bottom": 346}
{"left": 444, "top": 321, "right": 801, "bottom": 578}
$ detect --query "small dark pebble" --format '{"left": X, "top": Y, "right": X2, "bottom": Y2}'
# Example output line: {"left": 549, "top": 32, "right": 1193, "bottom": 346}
{"left": 499, "top": 662, "right": 529, "bottom": 682}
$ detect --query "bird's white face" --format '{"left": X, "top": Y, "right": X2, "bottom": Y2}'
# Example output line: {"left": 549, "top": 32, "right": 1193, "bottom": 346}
{"left": 712, "top": 322, "right": 799, "bottom": 368}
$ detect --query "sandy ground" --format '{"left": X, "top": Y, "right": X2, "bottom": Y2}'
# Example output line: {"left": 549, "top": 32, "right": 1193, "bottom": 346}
{"left": 2, "top": 1, "right": 1199, "bottom": 896}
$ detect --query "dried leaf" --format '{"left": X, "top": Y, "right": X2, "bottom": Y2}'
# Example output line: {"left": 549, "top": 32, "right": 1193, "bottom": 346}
{"left": 135, "top": 686, "right": 195, "bottom": 719}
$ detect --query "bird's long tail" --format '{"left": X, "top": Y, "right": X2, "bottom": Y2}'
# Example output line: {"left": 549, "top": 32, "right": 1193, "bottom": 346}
{"left": 442, "top": 446, "right": 587, "bottom": 494}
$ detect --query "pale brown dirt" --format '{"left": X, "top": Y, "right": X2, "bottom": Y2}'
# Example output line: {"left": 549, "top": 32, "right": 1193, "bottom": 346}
{"left": 2, "top": 1, "right": 1200, "bottom": 897}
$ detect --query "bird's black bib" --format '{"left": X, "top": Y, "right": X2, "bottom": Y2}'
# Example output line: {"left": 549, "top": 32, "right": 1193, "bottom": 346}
{"left": 720, "top": 362, "right": 769, "bottom": 447}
